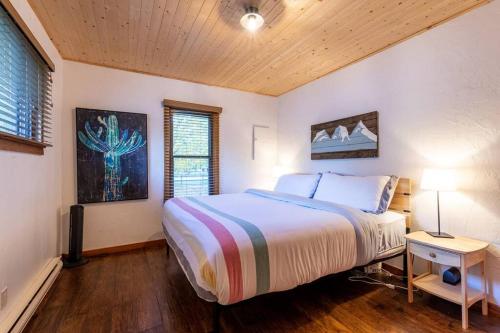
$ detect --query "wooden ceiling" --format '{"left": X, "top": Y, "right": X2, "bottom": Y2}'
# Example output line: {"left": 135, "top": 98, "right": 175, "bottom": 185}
{"left": 29, "top": 0, "right": 488, "bottom": 96}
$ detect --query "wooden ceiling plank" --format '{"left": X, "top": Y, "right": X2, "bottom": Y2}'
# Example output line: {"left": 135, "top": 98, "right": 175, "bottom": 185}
{"left": 159, "top": 0, "right": 194, "bottom": 74}
{"left": 28, "top": 0, "right": 490, "bottom": 96}
{"left": 27, "top": 0, "right": 71, "bottom": 59}
{"left": 219, "top": 0, "right": 344, "bottom": 88}
{"left": 189, "top": 1, "right": 250, "bottom": 80}
{"left": 204, "top": 0, "right": 285, "bottom": 83}
{"left": 101, "top": 0, "right": 121, "bottom": 66}
{"left": 149, "top": 0, "right": 180, "bottom": 72}
{"left": 169, "top": 0, "right": 219, "bottom": 78}
{"left": 58, "top": 0, "right": 93, "bottom": 61}
{"left": 99, "top": 0, "right": 123, "bottom": 66}
{"left": 241, "top": 0, "right": 404, "bottom": 90}
{"left": 210, "top": 0, "right": 321, "bottom": 85}
{"left": 141, "top": 0, "right": 168, "bottom": 71}
{"left": 133, "top": 0, "right": 155, "bottom": 69}
{"left": 70, "top": 0, "right": 101, "bottom": 63}
{"left": 171, "top": 0, "right": 230, "bottom": 78}
{"left": 164, "top": 0, "right": 224, "bottom": 77}
{"left": 236, "top": 0, "right": 482, "bottom": 92}
{"left": 73, "top": 0, "right": 104, "bottom": 62}
{"left": 161, "top": 0, "right": 201, "bottom": 72}
{"left": 238, "top": 0, "right": 386, "bottom": 89}
{"left": 164, "top": 0, "right": 208, "bottom": 74}
{"left": 128, "top": 0, "right": 142, "bottom": 70}
{"left": 174, "top": 0, "right": 243, "bottom": 79}
{"left": 89, "top": 0, "right": 113, "bottom": 66}
{"left": 252, "top": 0, "right": 480, "bottom": 94}
{"left": 77, "top": 0, "right": 105, "bottom": 65}
{"left": 197, "top": 0, "right": 285, "bottom": 81}
{"left": 153, "top": 0, "right": 192, "bottom": 74}
{"left": 240, "top": 0, "right": 469, "bottom": 91}
{"left": 42, "top": 0, "right": 80, "bottom": 60}
{"left": 258, "top": 0, "right": 488, "bottom": 95}
{"left": 109, "top": 0, "right": 131, "bottom": 67}
{"left": 116, "top": 0, "right": 130, "bottom": 67}
{"left": 107, "top": 0, "right": 123, "bottom": 66}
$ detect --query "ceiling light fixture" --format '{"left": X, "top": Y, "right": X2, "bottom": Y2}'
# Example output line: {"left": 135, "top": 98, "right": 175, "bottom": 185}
{"left": 240, "top": 6, "right": 264, "bottom": 32}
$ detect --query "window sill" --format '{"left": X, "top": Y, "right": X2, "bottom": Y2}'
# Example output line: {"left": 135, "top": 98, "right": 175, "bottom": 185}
{"left": 0, "top": 132, "right": 50, "bottom": 155}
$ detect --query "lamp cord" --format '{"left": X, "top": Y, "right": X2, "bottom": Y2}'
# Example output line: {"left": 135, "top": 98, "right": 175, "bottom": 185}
{"left": 348, "top": 268, "right": 419, "bottom": 292}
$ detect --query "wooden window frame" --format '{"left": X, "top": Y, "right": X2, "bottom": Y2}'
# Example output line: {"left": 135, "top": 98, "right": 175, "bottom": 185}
{"left": 163, "top": 99, "right": 222, "bottom": 201}
{"left": 0, "top": 132, "right": 49, "bottom": 155}
{"left": 0, "top": 0, "right": 55, "bottom": 155}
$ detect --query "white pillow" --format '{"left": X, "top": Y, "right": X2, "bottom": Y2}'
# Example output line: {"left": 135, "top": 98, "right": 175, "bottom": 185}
{"left": 274, "top": 174, "right": 321, "bottom": 198}
{"left": 313, "top": 173, "right": 390, "bottom": 212}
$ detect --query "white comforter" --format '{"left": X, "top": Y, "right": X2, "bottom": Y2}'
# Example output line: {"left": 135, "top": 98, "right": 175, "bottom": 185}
{"left": 163, "top": 189, "right": 380, "bottom": 305}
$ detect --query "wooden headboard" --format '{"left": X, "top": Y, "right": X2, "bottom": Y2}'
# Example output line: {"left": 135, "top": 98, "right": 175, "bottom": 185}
{"left": 388, "top": 178, "right": 412, "bottom": 229}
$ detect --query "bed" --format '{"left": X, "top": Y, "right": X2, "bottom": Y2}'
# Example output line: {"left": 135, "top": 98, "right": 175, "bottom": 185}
{"left": 162, "top": 176, "right": 411, "bottom": 329}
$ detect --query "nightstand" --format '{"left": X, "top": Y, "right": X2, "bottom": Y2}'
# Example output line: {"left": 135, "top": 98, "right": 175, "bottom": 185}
{"left": 405, "top": 231, "right": 489, "bottom": 330}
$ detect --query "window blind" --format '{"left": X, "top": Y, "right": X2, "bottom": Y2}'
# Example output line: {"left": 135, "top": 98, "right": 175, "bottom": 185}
{"left": 164, "top": 103, "right": 220, "bottom": 200}
{"left": 0, "top": 3, "right": 52, "bottom": 145}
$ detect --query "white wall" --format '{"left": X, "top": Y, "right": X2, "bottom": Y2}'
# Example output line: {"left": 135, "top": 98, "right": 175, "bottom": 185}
{"left": 0, "top": 0, "right": 63, "bottom": 323}
{"left": 61, "top": 61, "right": 278, "bottom": 251}
{"left": 277, "top": 1, "right": 500, "bottom": 304}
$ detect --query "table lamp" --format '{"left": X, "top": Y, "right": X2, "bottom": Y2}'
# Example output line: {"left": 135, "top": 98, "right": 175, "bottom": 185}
{"left": 420, "top": 168, "right": 457, "bottom": 238}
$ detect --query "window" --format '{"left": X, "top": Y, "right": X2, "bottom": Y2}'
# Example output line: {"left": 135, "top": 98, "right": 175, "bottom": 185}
{"left": 164, "top": 100, "right": 221, "bottom": 200}
{"left": 172, "top": 112, "right": 211, "bottom": 197}
{"left": 0, "top": 2, "right": 54, "bottom": 154}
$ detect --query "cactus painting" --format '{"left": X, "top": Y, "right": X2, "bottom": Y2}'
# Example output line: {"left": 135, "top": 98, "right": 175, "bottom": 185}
{"left": 76, "top": 108, "right": 148, "bottom": 203}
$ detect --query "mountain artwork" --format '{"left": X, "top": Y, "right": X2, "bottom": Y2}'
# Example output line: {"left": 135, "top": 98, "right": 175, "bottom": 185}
{"left": 311, "top": 111, "right": 379, "bottom": 159}
{"left": 76, "top": 108, "right": 148, "bottom": 203}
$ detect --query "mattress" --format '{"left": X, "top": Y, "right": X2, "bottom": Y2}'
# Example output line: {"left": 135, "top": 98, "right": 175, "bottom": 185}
{"left": 163, "top": 189, "right": 383, "bottom": 305}
{"left": 374, "top": 210, "right": 406, "bottom": 259}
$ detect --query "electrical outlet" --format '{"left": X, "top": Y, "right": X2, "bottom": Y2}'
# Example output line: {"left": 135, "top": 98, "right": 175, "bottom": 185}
{"left": 0, "top": 287, "right": 7, "bottom": 310}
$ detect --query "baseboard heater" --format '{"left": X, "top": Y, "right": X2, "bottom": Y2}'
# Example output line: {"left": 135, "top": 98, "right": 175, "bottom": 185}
{"left": 0, "top": 257, "right": 62, "bottom": 333}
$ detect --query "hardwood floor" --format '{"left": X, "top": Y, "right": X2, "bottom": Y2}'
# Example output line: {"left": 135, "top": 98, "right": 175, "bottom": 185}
{"left": 25, "top": 246, "right": 499, "bottom": 333}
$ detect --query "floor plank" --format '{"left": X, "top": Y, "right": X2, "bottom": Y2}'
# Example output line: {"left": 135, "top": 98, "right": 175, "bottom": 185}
{"left": 24, "top": 246, "right": 500, "bottom": 333}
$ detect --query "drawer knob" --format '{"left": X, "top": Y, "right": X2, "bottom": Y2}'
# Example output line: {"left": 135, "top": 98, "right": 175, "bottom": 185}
{"left": 429, "top": 252, "right": 437, "bottom": 258}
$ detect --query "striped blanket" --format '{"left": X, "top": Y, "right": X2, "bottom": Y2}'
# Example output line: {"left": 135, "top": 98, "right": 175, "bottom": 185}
{"left": 163, "top": 189, "right": 380, "bottom": 305}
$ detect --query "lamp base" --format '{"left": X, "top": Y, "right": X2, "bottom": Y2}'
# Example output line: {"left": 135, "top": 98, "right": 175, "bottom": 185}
{"left": 426, "top": 231, "right": 454, "bottom": 239}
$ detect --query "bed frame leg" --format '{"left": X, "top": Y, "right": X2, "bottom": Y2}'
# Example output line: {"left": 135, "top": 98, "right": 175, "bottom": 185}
{"left": 212, "top": 303, "right": 221, "bottom": 333}
{"left": 403, "top": 227, "right": 409, "bottom": 283}
{"left": 403, "top": 252, "right": 408, "bottom": 282}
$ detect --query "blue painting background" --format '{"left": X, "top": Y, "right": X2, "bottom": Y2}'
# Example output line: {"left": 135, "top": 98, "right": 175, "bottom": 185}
{"left": 76, "top": 108, "right": 148, "bottom": 204}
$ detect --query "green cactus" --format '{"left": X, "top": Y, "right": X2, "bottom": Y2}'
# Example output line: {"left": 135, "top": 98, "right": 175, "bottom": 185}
{"left": 78, "top": 115, "right": 146, "bottom": 201}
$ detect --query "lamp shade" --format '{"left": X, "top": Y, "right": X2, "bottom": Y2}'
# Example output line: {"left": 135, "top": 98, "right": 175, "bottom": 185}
{"left": 420, "top": 168, "right": 457, "bottom": 191}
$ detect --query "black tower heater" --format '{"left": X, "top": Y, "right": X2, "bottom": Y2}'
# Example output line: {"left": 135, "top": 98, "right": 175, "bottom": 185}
{"left": 63, "top": 205, "right": 88, "bottom": 268}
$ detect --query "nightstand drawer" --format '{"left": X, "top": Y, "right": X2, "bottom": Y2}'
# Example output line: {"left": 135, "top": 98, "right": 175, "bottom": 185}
{"left": 409, "top": 242, "right": 460, "bottom": 266}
